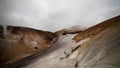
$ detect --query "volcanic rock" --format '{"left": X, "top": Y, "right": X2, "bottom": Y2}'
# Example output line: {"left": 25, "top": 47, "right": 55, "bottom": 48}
{"left": 0, "top": 26, "right": 58, "bottom": 64}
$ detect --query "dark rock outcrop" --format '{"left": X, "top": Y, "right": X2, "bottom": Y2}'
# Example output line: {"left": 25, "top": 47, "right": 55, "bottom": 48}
{"left": 0, "top": 25, "right": 3, "bottom": 37}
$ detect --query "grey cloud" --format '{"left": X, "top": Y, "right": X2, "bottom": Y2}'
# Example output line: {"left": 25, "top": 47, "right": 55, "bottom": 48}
{"left": 0, "top": 0, "right": 120, "bottom": 32}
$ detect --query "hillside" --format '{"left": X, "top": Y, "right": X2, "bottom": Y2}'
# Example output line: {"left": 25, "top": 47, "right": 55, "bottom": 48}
{"left": 73, "top": 15, "right": 120, "bottom": 42}
{"left": 0, "top": 15, "right": 120, "bottom": 68}
{"left": 0, "top": 26, "right": 58, "bottom": 64}
{"left": 71, "top": 15, "right": 120, "bottom": 68}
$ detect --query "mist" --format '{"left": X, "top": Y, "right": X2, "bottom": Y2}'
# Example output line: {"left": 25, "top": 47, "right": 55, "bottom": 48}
{"left": 0, "top": 0, "right": 120, "bottom": 32}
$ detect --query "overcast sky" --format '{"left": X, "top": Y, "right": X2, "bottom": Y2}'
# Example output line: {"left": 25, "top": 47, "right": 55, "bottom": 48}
{"left": 0, "top": 0, "right": 120, "bottom": 32}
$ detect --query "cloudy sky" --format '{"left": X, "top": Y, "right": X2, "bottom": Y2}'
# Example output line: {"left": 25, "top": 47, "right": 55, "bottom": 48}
{"left": 0, "top": 0, "right": 120, "bottom": 32}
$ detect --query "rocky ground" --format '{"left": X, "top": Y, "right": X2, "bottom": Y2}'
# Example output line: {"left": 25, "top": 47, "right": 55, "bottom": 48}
{"left": 0, "top": 15, "right": 120, "bottom": 68}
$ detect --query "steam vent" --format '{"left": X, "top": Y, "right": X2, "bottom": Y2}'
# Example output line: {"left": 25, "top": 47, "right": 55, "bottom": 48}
{"left": 0, "top": 26, "right": 58, "bottom": 65}
{"left": 0, "top": 15, "right": 120, "bottom": 68}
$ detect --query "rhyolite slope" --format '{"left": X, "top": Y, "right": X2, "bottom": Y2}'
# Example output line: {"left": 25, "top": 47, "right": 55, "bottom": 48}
{"left": 0, "top": 26, "right": 58, "bottom": 64}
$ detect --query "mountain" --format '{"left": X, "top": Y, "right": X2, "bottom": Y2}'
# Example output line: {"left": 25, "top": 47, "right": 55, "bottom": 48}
{"left": 0, "top": 26, "right": 58, "bottom": 64}
{"left": 23, "top": 15, "right": 120, "bottom": 68}
{"left": 71, "top": 15, "right": 120, "bottom": 68}
{"left": 73, "top": 15, "right": 120, "bottom": 42}
{"left": 55, "top": 25, "right": 86, "bottom": 36}
{"left": 0, "top": 15, "right": 120, "bottom": 68}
